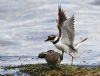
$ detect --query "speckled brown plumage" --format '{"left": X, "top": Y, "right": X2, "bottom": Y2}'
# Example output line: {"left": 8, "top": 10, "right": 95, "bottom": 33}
{"left": 38, "top": 50, "right": 63, "bottom": 66}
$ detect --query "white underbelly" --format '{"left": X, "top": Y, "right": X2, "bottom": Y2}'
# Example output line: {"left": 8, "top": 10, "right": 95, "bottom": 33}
{"left": 54, "top": 42, "right": 77, "bottom": 57}
{"left": 54, "top": 42, "right": 69, "bottom": 53}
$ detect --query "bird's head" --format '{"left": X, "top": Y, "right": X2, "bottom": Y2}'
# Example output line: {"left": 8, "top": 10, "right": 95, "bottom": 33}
{"left": 45, "top": 35, "right": 56, "bottom": 42}
{"left": 38, "top": 52, "right": 47, "bottom": 58}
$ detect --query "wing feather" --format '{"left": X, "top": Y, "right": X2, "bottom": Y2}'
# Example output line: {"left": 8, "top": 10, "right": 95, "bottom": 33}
{"left": 60, "top": 15, "right": 75, "bottom": 45}
{"left": 57, "top": 6, "right": 67, "bottom": 37}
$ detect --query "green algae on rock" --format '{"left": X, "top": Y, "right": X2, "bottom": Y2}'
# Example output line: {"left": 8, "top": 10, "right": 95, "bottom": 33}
{"left": 2, "top": 64, "right": 100, "bottom": 76}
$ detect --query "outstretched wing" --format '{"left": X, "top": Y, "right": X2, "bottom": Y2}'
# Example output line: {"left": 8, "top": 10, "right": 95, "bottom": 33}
{"left": 60, "top": 15, "right": 75, "bottom": 45}
{"left": 57, "top": 6, "right": 67, "bottom": 38}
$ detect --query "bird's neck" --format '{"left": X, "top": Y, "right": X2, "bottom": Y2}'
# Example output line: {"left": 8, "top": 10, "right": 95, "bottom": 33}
{"left": 52, "top": 36, "right": 59, "bottom": 44}
{"left": 60, "top": 52, "right": 64, "bottom": 60}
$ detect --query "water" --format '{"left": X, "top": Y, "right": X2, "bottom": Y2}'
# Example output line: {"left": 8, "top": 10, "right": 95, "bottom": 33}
{"left": 0, "top": 0, "right": 100, "bottom": 68}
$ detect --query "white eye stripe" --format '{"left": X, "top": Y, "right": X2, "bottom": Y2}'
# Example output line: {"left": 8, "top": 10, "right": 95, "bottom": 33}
{"left": 54, "top": 37, "right": 58, "bottom": 41}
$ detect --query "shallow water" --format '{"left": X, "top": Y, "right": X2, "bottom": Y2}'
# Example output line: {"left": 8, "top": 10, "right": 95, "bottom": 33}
{"left": 0, "top": 0, "right": 100, "bottom": 69}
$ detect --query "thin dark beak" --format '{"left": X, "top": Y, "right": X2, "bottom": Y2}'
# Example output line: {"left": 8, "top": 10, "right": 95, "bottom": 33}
{"left": 44, "top": 39, "right": 48, "bottom": 42}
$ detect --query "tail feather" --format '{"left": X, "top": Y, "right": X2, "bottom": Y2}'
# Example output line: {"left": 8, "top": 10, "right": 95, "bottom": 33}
{"left": 75, "top": 38, "right": 88, "bottom": 49}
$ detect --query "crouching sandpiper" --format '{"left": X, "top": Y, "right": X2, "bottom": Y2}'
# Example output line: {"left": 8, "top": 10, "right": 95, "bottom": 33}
{"left": 38, "top": 50, "right": 63, "bottom": 67}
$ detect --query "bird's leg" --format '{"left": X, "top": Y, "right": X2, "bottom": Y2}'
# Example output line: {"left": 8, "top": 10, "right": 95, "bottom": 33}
{"left": 62, "top": 51, "right": 64, "bottom": 56}
{"left": 71, "top": 56, "right": 74, "bottom": 65}
{"left": 61, "top": 51, "right": 64, "bottom": 60}
{"left": 68, "top": 53, "right": 74, "bottom": 65}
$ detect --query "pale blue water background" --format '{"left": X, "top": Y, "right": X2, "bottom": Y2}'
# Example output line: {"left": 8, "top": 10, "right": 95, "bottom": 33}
{"left": 0, "top": 0, "right": 100, "bottom": 67}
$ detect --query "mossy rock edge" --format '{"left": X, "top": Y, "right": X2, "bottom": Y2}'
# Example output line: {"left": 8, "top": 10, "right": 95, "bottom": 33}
{"left": 1, "top": 64, "right": 100, "bottom": 76}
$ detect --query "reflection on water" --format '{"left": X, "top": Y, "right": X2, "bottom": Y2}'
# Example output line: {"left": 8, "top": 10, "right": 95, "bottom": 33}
{"left": 91, "top": 0, "right": 100, "bottom": 5}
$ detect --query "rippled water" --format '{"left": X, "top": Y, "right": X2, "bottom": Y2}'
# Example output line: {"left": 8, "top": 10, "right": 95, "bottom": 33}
{"left": 0, "top": 0, "right": 100, "bottom": 68}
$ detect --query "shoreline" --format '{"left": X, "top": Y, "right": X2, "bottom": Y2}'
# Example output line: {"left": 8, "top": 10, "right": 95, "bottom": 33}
{"left": 0, "top": 63, "right": 100, "bottom": 76}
